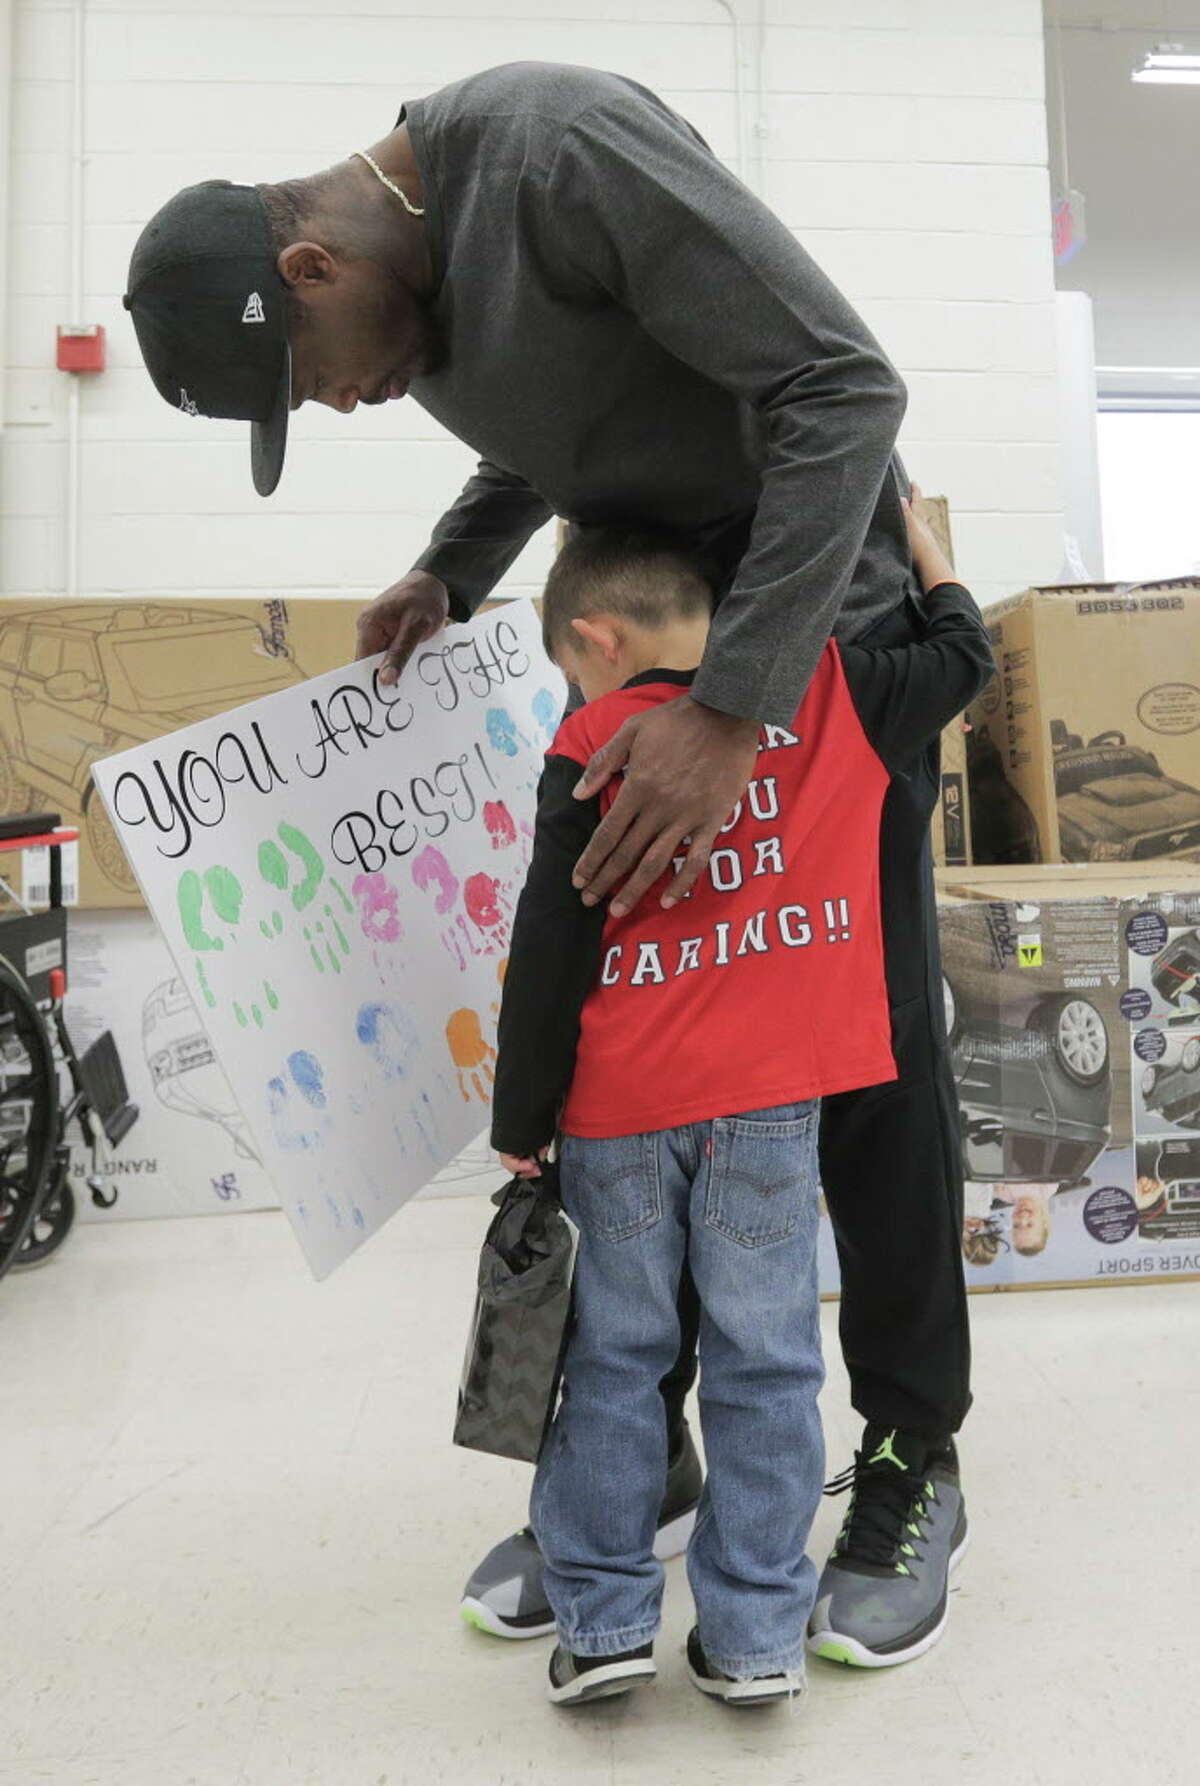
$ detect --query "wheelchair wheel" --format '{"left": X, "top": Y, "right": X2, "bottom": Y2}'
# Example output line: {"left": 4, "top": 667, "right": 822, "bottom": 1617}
{"left": 0, "top": 956, "right": 59, "bottom": 1284}
{"left": 12, "top": 1166, "right": 76, "bottom": 1270}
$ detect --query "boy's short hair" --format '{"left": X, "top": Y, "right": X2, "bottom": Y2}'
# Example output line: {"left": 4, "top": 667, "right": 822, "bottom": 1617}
{"left": 542, "top": 525, "right": 714, "bottom": 660}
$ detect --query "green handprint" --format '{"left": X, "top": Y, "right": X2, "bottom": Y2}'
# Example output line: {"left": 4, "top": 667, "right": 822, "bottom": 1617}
{"left": 258, "top": 825, "right": 352, "bottom": 973}
{"left": 235, "top": 981, "right": 280, "bottom": 1029}
{"left": 179, "top": 866, "right": 245, "bottom": 1009}
{"left": 279, "top": 822, "right": 323, "bottom": 909}
{"left": 259, "top": 840, "right": 289, "bottom": 894}
{"left": 178, "top": 866, "right": 242, "bottom": 955}
{"left": 300, "top": 900, "right": 352, "bottom": 976}
{"left": 177, "top": 824, "right": 354, "bottom": 1021}
{"left": 259, "top": 823, "right": 323, "bottom": 910}
{"left": 178, "top": 863, "right": 273, "bottom": 1022}
{"left": 205, "top": 865, "right": 243, "bottom": 926}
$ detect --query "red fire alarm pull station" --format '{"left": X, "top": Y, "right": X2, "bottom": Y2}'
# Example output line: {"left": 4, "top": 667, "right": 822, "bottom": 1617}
{"left": 57, "top": 323, "right": 106, "bottom": 373}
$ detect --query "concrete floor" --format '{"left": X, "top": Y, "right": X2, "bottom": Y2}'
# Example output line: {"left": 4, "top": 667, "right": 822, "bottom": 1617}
{"left": 1, "top": 1200, "right": 1195, "bottom": 1786}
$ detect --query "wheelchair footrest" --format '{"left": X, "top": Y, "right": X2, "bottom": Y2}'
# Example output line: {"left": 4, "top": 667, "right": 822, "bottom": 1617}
{"left": 104, "top": 1102, "right": 140, "bottom": 1150}
{"left": 78, "top": 1031, "right": 139, "bottom": 1148}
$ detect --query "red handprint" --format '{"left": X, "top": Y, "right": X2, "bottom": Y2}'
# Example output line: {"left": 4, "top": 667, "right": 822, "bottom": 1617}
{"left": 463, "top": 872, "right": 515, "bottom": 954}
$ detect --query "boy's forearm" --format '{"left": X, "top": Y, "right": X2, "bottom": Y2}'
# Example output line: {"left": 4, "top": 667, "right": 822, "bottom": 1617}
{"left": 841, "top": 581, "right": 995, "bottom": 772}
{"left": 490, "top": 906, "right": 607, "bottom": 1154}
{"left": 489, "top": 757, "right": 607, "bottom": 1156}
{"left": 490, "top": 914, "right": 579, "bottom": 1156}
{"left": 909, "top": 532, "right": 957, "bottom": 595}
{"left": 911, "top": 582, "right": 996, "bottom": 733}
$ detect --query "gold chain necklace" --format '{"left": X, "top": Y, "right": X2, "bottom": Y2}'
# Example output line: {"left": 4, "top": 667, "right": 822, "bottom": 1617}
{"left": 353, "top": 148, "right": 425, "bottom": 218}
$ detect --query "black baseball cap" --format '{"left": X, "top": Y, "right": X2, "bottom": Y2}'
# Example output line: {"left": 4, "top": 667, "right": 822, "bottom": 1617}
{"left": 123, "top": 180, "right": 291, "bottom": 496}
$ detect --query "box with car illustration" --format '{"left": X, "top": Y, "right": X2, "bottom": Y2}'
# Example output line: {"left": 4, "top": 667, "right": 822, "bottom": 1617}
{"left": 57, "top": 909, "right": 282, "bottom": 1220}
{"left": 0, "top": 597, "right": 361, "bottom": 909}
{"left": 928, "top": 863, "right": 1200, "bottom": 1292}
{"left": 965, "top": 579, "right": 1200, "bottom": 867}
{"left": 47, "top": 909, "right": 508, "bottom": 1223}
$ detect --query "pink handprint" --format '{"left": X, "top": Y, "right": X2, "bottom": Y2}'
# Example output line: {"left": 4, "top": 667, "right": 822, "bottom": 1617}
{"left": 412, "top": 845, "right": 459, "bottom": 913}
{"left": 353, "top": 871, "right": 403, "bottom": 944}
{"left": 412, "top": 846, "right": 483, "bottom": 969}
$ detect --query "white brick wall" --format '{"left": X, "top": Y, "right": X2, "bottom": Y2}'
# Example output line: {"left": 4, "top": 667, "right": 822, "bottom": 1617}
{"left": 2, "top": 0, "right": 1063, "bottom": 614}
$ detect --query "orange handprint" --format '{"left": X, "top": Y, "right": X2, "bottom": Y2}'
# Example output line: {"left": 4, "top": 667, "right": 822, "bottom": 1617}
{"left": 446, "top": 1007, "right": 496, "bottom": 1104}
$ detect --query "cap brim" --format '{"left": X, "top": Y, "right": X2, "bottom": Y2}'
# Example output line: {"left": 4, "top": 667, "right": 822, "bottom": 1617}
{"left": 250, "top": 345, "right": 291, "bottom": 497}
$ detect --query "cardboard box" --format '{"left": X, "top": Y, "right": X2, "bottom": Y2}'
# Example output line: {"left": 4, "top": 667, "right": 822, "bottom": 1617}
{"left": 966, "top": 579, "right": 1200, "bottom": 867}
{"left": 64, "top": 910, "right": 282, "bottom": 1219}
{"left": 817, "top": 864, "right": 1200, "bottom": 1295}
{"left": 0, "top": 597, "right": 362, "bottom": 908}
{"left": 933, "top": 711, "right": 972, "bottom": 868}
{"left": 64, "top": 911, "right": 507, "bottom": 1223}
{"left": 921, "top": 496, "right": 974, "bottom": 869}
{"left": 936, "top": 863, "right": 1200, "bottom": 1291}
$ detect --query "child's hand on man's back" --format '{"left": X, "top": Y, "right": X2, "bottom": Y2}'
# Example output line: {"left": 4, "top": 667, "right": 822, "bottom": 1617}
{"left": 902, "top": 482, "right": 957, "bottom": 595}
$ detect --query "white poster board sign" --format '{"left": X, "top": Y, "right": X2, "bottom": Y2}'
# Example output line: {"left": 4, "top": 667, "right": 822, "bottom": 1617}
{"left": 92, "top": 602, "right": 563, "bottom": 1278}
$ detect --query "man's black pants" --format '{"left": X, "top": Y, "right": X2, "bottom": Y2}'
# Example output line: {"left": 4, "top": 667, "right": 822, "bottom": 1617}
{"left": 661, "top": 596, "right": 972, "bottom": 1446}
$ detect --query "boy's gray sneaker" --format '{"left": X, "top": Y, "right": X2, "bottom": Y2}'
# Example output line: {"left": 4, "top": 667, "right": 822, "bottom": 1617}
{"left": 548, "top": 1641, "right": 655, "bottom": 1705}
{"left": 686, "top": 1628, "right": 805, "bottom": 1707}
{"left": 460, "top": 1422, "right": 703, "bottom": 1639}
{"left": 807, "top": 1425, "right": 968, "bottom": 1669}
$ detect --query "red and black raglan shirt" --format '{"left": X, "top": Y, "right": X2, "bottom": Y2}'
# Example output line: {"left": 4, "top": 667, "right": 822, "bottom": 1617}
{"left": 490, "top": 583, "right": 994, "bottom": 1152}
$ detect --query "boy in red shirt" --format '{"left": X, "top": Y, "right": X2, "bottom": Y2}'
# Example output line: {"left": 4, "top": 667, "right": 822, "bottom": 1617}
{"left": 491, "top": 499, "right": 992, "bottom": 1707}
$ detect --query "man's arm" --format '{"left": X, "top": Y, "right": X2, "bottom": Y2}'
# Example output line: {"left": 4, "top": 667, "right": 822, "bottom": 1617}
{"left": 356, "top": 460, "right": 554, "bottom": 682}
{"left": 546, "top": 85, "right": 907, "bottom": 728}
{"left": 411, "top": 459, "right": 555, "bottom": 623}
{"left": 840, "top": 583, "right": 996, "bottom": 775}
{"left": 490, "top": 754, "right": 607, "bottom": 1158}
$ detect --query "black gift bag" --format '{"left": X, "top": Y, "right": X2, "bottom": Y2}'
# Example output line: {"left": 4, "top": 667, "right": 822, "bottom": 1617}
{"left": 453, "top": 1163, "right": 575, "bottom": 1464}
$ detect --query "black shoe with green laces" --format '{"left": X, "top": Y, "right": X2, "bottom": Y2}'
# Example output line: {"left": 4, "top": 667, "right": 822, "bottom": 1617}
{"left": 807, "top": 1424, "right": 968, "bottom": 1668}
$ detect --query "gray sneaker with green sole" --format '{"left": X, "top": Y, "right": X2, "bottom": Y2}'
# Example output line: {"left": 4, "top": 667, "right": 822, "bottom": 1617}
{"left": 460, "top": 1423, "right": 703, "bottom": 1639}
{"left": 807, "top": 1426, "right": 968, "bottom": 1668}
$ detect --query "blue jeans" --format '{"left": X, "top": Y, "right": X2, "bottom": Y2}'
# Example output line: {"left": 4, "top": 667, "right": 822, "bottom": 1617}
{"left": 531, "top": 1103, "right": 825, "bottom": 1679}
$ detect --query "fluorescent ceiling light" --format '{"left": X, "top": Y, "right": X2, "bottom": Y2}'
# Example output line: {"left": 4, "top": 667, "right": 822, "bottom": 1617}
{"left": 1133, "top": 44, "right": 1200, "bottom": 83}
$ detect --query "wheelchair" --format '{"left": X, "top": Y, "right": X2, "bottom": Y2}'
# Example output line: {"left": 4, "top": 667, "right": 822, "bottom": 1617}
{"left": 0, "top": 813, "right": 139, "bottom": 1284}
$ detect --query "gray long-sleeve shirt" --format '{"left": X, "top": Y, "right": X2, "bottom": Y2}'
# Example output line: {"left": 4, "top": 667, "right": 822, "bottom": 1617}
{"left": 402, "top": 62, "right": 913, "bottom": 728}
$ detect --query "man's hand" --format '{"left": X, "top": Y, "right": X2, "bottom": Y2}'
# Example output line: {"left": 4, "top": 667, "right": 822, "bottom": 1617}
{"left": 572, "top": 696, "right": 761, "bottom": 918}
{"left": 355, "top": 569, "right": 450, "bottom": 686}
